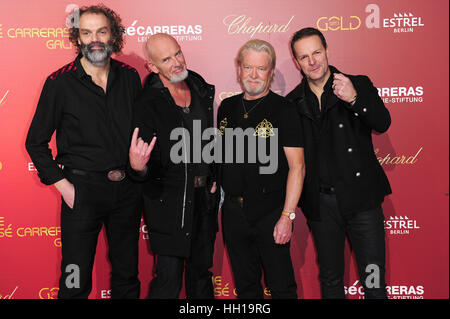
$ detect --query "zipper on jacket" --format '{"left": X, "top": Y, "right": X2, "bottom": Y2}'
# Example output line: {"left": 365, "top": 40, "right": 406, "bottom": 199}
{"left": 181, "top": 120, "right": 188, "bottom": 229}
{"left": 162, "top": 87, "right": 189, "bottom": 230}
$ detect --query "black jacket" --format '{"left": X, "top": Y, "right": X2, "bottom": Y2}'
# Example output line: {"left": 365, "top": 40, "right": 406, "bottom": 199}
{"left": 286, "top": 66, "right": 392, "bottom": 221}
{"left": 131, "top": 70, "right": 218, "bottom": 257}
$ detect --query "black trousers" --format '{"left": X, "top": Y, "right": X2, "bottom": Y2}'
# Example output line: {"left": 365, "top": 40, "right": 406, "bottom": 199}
{"left": 222, "top": 198, "right": 297, "bottom": 299}
{"left": 308, "top": 192, "right": 387, "bottom": 299}
{"left": 58, "top": 170, "right": 142, "bottom": 299}
{"left": 148, "top": 187, "right": 216, "bottom": 299}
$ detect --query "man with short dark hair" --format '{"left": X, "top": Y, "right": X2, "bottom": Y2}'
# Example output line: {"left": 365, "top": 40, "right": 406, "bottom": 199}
{"left": 26, "top": 5, "right": 142, "bottom": 298}
{"left": 287, "top": 27, "right": 392, "bottom": 299}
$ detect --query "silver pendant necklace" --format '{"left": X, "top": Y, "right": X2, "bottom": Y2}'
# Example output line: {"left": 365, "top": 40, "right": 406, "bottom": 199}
{"left": 182, "top": 88, "right": 190, "bottom": 114}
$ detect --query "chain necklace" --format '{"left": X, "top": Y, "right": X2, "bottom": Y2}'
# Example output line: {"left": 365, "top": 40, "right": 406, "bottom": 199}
{"left": 241, "top": 93, "right": 268, "bottom": 119}
{"left": 182, "top": 88, "right": 190, "bottom": 113}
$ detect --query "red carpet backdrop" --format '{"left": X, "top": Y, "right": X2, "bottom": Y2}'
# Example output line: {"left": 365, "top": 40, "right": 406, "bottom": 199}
{"left": 0, "top": 0, "right": 448, "bottom": 299}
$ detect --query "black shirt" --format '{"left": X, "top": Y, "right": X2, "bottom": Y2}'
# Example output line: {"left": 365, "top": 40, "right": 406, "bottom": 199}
{"left": 176, "top": 83, "right": 210, "bottom": 176}
{"left": 25, "top": 54, "right": 142, "bottom": 185}
{"left": 304, "top": 71, "right": 335, "bottom": 187}
{"left": 218, "top": 91, "right": 304, "bottom": 220}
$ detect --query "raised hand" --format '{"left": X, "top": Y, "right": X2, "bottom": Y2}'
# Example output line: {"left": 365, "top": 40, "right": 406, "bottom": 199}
{"left": 332, "top": 73, "right": 357, "bottom": 103}
{"left": 129, "top": 127, "right": 156, "bottom": 173}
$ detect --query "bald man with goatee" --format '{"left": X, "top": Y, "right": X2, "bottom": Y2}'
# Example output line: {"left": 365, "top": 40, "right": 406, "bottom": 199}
{"left": 128, "top": 33, "right": 219, "bottom": 299}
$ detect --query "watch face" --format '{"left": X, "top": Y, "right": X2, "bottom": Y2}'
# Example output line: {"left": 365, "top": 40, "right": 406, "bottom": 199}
{"left": 290, "top": 212, "right": 296, "bottom": 220}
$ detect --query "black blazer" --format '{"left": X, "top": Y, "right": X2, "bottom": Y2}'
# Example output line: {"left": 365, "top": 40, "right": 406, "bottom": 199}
{"left": 286, "top": 66, "right": 392, "bottom": 221}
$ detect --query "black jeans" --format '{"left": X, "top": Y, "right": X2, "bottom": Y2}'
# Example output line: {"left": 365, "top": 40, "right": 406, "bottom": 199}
{"left": 222, "top": 198, "right": 297, "bottom": 299}
{"left": 308, "top": 193, "right": 387, "bottom": 299}
{"left": 58, "top": 170, "right": 142, "bottom": 299}
{"left": 148, "top": 187, "right": 216, "bottom": 299}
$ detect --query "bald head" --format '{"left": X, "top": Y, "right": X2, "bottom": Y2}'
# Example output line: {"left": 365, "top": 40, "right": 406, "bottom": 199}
{"left": 146, "top": 33, "right": 179, "bottom": 62}
{"left": 145, "top": 33, "right": 188, "bottom": 83}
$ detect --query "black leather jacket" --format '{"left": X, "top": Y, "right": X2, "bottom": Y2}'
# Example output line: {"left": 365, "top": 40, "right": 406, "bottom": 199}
{"left": 131, "top": 70, "right": 218, "bottom": 257}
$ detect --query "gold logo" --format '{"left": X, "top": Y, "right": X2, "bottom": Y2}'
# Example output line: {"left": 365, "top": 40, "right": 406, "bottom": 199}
{"left": 254, "top": 119, "right": 275, "bottom": 138}
{"left": 317, "top": 16, "right": 361, "bottom": 31}
{"left": 219, "top": 117, "right": 228, "bottom": 136}
{"left": 39, "top": 287, "right": 59, "bottom": 299}
{"left": 223, "top": 14, "right": 294, "bottom": 38}
{"left": 0, "top": 161, "right": 3, "bottom": 171}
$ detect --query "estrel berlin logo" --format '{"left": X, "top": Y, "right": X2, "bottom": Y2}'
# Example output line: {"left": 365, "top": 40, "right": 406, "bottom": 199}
{"left": 365, "top": 4, "right": 424, "bottom": 33}
{"left": 0, "top": 24, "right": 3, "bottom": 38}
{"left": 384, "top": 216, "right": 420, "bottom": 235}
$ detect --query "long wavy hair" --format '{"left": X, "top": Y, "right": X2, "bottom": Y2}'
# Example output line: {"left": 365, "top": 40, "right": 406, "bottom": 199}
{"left": 69, "top": 4, "right": 125, "bottom": 54}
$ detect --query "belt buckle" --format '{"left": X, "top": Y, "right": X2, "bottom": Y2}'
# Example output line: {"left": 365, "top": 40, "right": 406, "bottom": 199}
{"left": 194, "top": 176, "right": 207, "bottom": 188}
{"left": 107, "top": 169, "right": 126, "bottom": 182}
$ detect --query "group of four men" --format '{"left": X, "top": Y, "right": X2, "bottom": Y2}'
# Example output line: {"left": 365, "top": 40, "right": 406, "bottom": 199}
{"left": 25, "top": 5, "right": 392, "bottom": 299}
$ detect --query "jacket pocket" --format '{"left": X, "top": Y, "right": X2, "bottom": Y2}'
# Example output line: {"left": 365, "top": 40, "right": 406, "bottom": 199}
{"left": 144, "top": 196, "right": 177, "bottom": 235}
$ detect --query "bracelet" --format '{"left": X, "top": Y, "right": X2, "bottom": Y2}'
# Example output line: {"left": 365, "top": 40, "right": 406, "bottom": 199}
{"left": 349, "top": 95, "right": 357, "bottom": 106}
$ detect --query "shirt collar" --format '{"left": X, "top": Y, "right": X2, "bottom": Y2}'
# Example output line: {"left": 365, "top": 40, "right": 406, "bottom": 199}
{"left": 74, "top": 53, "right": 117, "bottom": 80}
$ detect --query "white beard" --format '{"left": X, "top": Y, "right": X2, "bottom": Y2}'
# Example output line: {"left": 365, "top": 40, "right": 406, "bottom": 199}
{"left": 243, "top": 78, "right": 266, "bottom": 96}
{"left": 170, "top": 69, "right": 189, "bottom": 83}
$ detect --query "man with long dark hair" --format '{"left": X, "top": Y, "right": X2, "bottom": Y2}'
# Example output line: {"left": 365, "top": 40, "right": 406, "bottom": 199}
{"left": 26, "top": 5, "right": 142, "bottom": 298}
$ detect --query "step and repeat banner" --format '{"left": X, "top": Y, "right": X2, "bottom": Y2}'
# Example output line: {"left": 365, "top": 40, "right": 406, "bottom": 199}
{"left": 0, "top": 0, "right": 448, "bottom": 299}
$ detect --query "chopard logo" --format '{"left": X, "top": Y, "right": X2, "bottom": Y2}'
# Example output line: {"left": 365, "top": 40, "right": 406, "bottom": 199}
{"left": 0, "top": 89, "right": 9, "bottom": 106}
{"left": 0, "top": 286, "right": 18, "bottom": 299}
{"left": 374, "top": 147, "right": 422, "bottom": 166}
{"left": 223, "top": 14, "right": 294, "bottom": 38}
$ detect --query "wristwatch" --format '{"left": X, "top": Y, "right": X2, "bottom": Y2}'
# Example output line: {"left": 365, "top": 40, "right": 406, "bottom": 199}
{"left": 282, "top": 210, "right": 296, "bottom": 221}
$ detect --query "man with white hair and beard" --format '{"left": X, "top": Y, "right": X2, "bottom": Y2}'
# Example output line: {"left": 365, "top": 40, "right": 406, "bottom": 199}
{"left": 129, "top": 33, "right": 219, "bottom": 299}
{"left": 26, "top": 5, "right": 143, "bottom": 298}
{"left": 216, "top": 39, "right": 305, "bottom": 298}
